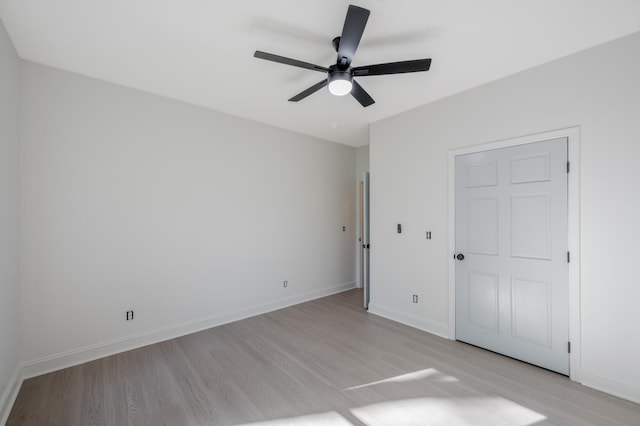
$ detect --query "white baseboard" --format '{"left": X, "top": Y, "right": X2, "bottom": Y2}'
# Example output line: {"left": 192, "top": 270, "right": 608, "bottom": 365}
{"left": 0, "top": 367, "right": 22, "bottom": 425}
{"left": 579, "top": 368, "right": 640, "bottom": 404}
{"left": 21, "top": 281, "right": 356, "bottom": 380}
{"left": 368, "top": 302, "right": 450, "bottom": 339}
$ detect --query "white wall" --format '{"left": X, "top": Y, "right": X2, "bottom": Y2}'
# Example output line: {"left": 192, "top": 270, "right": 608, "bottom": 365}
{"left": 19, "top": 62, "right": 356, "bottom": 374}
{"left": 370, "top": 31, "right": 640, "bottom": 403}
{"left": 0, "top": 17, "right": 21, "bottom": 422}
{"left": 354, "top": 145, "right": 369, "bottom": 288}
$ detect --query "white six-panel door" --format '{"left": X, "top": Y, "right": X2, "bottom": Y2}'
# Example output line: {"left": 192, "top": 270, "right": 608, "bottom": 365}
{"left": 455, "top": 138, "right": 569, "bottom": 375}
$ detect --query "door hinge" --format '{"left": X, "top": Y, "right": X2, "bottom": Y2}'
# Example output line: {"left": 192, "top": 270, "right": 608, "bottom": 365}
{"left": 567, "top": 251, "right": 570, "bottom": 263}
{"left": 567, "top": 161, "right": 570, "bottom": 173}
{"left": 568, "top": 341, "right": 571, "bottom": 353}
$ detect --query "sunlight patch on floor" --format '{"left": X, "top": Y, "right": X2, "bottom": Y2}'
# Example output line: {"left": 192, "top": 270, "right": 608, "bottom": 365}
{"left": 344, "top": 368, "right": 459, "bottom": 391}
{"left": 237, "top": 411, "right": 352, "bottom": 425}
{"left": 350, "top": 397, "right": 547, "bottom": 425}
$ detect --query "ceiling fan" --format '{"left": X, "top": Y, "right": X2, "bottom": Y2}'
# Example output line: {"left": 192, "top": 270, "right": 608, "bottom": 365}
{"left": 254, "top": 4, "right": 432, "bottom": 107}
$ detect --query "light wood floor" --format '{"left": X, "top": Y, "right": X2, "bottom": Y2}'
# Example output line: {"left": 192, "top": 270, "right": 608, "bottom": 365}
{"left": 8, "top": 289, "right": 640, "bottom": 425}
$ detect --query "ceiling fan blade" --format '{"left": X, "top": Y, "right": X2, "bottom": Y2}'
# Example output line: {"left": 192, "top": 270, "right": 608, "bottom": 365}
{"left": 351, "top": 80, "right": 375, "bottom": 107}
{"left": 288, "top": 79, "right": 328, "bottom": 102}
{"left": 353, "top": 58, "right": 431, "bottom": 76}
{"left": 254, "top": 51, "right": 329, "bottom": 73}
{"left": 337, "top": 5, "right": 370, "bottom": 68}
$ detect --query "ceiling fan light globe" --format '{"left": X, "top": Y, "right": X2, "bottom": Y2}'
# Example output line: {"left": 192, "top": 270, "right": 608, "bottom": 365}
{"left": 328, "top": 79, "right": 353, "bottom": 96}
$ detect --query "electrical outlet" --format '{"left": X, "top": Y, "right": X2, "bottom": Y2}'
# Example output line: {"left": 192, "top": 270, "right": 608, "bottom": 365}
{"left": 426, "top": 231, "right": 432, "bottom": 240}
{"left": 412, "top": 295, "right": 419, "bottom": 303}
{"left": 342, "top": 225, "right": 346, "bottom": 232}
{"left": 126, "top": 310, "right": 134, "bottom": 321}
{"left": 283, "top": 280, "right": 288, "bottom": 288}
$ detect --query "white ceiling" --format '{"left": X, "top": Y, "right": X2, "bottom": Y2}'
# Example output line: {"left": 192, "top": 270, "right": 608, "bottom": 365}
{"left": 1, "top": 1, "right": 639, "bottom": 147}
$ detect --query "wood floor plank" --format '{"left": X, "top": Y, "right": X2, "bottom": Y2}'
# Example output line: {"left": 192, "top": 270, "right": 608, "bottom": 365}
{"left": 7, "top": 289, "right": 640, "bottom": 425}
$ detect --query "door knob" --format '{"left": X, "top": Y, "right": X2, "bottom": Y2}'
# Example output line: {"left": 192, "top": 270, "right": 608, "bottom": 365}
{"left": 456, "top": 253, "right": 465, "bottom": 261}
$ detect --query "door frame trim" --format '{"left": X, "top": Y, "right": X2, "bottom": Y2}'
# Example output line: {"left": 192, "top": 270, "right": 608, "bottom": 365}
{"left": 447, "top": 126, "right": 581, "bottom": 382}
{"left": 359, "top": 180, "right": 364, "bottom": 288}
